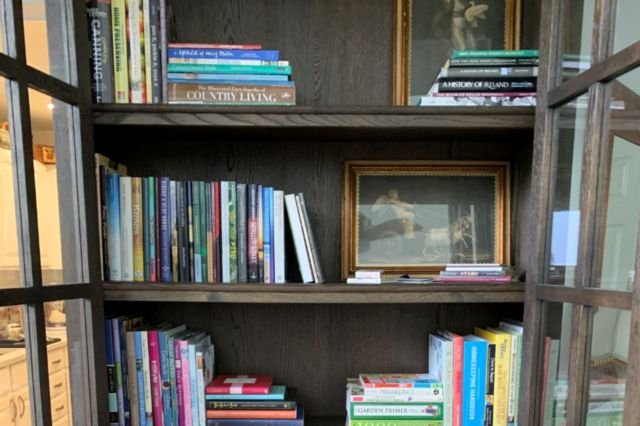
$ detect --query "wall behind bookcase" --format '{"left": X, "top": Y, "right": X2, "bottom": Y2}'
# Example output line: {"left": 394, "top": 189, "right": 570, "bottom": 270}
{"left": 168, "top": 0, "right": 542, "bottom": 106}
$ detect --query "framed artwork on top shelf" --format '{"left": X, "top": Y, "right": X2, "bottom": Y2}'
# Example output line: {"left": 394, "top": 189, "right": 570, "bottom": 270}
{"left": 393, "top": 0, "right": 522, "bottom": 105}
{"left": 340, "top": 160, "right": 510, "bottom": 279}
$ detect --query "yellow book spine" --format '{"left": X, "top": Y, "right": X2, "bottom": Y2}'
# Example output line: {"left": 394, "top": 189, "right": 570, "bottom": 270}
{"left": 475, "top": 328, "right": 511, "bottom": 426}
{"left": 111, "top": 0, "right": 129, "bottom": 103}
{"left": 132, "top": 177, "right": 144, "bottom": 281}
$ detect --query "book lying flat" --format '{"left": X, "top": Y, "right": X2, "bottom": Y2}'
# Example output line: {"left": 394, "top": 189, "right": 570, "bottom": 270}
{"left": 206, "top": 375, "right": 272, "bottom": 395}
{"left": 206, "top": 407, "right": 304, "bottom": 425}
{"left": 206, "top": 385, "right": 286, "bottom": 400}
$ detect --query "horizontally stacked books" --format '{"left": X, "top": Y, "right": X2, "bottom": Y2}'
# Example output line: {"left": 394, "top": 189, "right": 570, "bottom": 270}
{"left": 346, "top": 374, "right": 444, "bottom": 426}
{"left": 104, "top": 317, "right": 215, "bottom": 426}
{"left": 434, "top": 263, "right": 516, "bottom": 284}
{"left": 167, "top": 43, "right": 296, "bottom": 105}
{"left": 428, "top": 320, "right": 524, "bottom": 426}
{"left": 420, "top": 50, "right": 539, "bottom": 107}
{"left": 205, "top": 375, "right": 303, "bottom": 425}
{"left": 96, "top": 154, "right": 324, "bottom": 284}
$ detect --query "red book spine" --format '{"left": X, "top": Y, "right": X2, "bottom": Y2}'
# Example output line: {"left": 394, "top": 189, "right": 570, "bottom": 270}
{"left": 214, "top": 181, "right": 221, "bottom": 282}
{"left": 168, "top": 43, "right": 262, "bottom": 50}
{"left": 148, "top": 330, "right": 164, "bottom": 426}
{"left": 452, "top": 334, "right": 464, "bottom": 426}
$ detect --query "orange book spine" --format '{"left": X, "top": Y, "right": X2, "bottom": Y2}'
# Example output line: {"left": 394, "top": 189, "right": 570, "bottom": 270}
{"left": 131, "top": 177, "right": 144, "bottom": 281}
{"left": 206, "top": 409, "right": 297, "bottom": 419}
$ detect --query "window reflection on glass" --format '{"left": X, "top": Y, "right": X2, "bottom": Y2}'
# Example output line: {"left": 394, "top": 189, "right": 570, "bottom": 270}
{"left": 594, "top": 67, "right": 640, "bottom": 291}
{"left": 612, "top": 0, "right": 640, "bottom": 55}
{"left": 546, "top": 93, "right": 590, "bottom": 286}
{"left": 561, "top": 0, "right": 594, "bottom": 81}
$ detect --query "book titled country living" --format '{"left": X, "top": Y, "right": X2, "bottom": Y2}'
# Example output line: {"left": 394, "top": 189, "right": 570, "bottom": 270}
{"left": 207, "top": 375, "right": 273, "bottom": 394}
{"left": 168, "top": 83, "right": 296, "bottom": 105}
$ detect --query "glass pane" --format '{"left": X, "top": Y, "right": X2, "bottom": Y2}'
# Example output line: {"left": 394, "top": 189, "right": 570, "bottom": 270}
{"left": 585, "top": 307, "right": 629, "bottom": 424}
{"left": 546, "top": 93, "right": 590, "bottom": 286}
{"left": 540, "top": 302, "right": 573, "bottom": 426}
{"left": 561, "top": 0, "right": 594, "bottom": 81}
{"left": 23, "top": 0, "right": 71, "bottom": 83}
{"left": 45, "top": 300, "right": 79, "bottom": 425}
{"left": 0, "top": 75, "right": 23, "bottom": 289}
{"left": 595, "top": 67, "right": 640, "bottom": 291}
{"left": 0, "top": 305, "right": 36, "bottom": 426}
{"left": 28, "top": 88, "right": 82, "bottom": 285}
{"left": 613, "top": 0, "right": 640, "bottom": 54}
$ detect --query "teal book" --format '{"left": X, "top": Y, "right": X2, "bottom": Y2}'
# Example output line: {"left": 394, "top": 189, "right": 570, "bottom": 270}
{"left": 228, "top": 181, "right": 238, "bottom": 283}
{"left": 167, "top": 63, "right": 292, "bottom": 75}
{"left": 158, "top": 324, "right": 186, "bottom": 426}
{"left": 200, "top": 181, "right": 207, "bottom": 282}
{"left": 142, "top": 178, "right": 150, "bottom": 281}
{"left": 206, "top": 385, "right": 287, "bottom": 401}
{"left": 193, "top": 182, "right": 202, "bottom": 282}
{"left": 452, "top": 49, "right": 539, "bottom": 58}
{"left": 148, "top": 176, "right": 157, "bottom": 282}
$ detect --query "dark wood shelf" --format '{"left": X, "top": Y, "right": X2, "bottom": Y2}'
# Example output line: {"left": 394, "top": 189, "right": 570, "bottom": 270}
{"left": 102, "top": 281, "right": 525, "bottom": 304}
{"left": 92, "top": 104, "right": 535, "bottom": 130}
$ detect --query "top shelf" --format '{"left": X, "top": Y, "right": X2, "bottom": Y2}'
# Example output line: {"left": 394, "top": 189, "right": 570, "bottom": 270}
{"left": 92, "top": 105, "right": 535, "bottom": 131}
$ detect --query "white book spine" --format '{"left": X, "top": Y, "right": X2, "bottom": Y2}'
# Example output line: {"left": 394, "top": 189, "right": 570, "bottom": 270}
{"left": 273, "top": 190, "right": 286, "bottom": 283}
{"left": 284, "top": 194, "right": 313, "bottom": 283}
{"left": 142, "top": 0, "right": 152, "bottom": 102}
{"left": 429, "top": 335, "right": 452, "bottom": 426}
{"left": 295, "top": 193, "right": 324, "bottom": 283}
{"left": 119, "top": 176, "right": 134, "bottom": 281}
{"left": 127, "top": 0, "right": 144, "bottom": 103}
{"left": 354, "top": 270, "right": 384, "bottom": 279}
{"left": 221, "top": 181, "right": 230, "bottom": 283}
{"left": 140, "top": 331, "right": 153, "bottom": 425}
{"left": 507, "top": 331, "right": 519, "bottom": 425}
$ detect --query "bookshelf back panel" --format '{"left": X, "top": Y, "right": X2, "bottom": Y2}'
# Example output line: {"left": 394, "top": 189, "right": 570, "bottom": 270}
{"left": 95, "top": 134, "right": 534, "bottom": 281}
{"left": 106, "top": 301, "right": 524, "bottom": 416}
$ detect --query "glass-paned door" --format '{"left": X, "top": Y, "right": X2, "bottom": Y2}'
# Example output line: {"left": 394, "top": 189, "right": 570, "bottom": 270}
{"left": 0, "top": 0, "right": 106, "bottom": 425}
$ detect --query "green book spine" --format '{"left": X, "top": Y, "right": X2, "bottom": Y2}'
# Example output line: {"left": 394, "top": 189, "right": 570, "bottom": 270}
{"left": 349, "top": 420, "right": 444, "bottom": 426}
{"left": 193, "top": 182, "right": 202, "bottom": 282}
{"left": 199, "top": 181, "right": 207, "bottom": 282}
{"left": 349, "top": 402, "right": 444, "bottom": 421}
{"left": 142, "top": 178, "right": 149, "bottom": 281}
{"left": 167, "top": 63, "right": 292, "bottom": 75}
{"left": 452, "top": 49, "right": 539, "bottom": 58}
{"left": 228, "top": 181, "right": 238, "bottom": 283}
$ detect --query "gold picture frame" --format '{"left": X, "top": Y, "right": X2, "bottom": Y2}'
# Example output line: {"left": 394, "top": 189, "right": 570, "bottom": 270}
{"left": 341, "top": 160, "right": 510, "bottom": 279}
{"left": 393, "top": 0, "right": 523, "bottom": 105}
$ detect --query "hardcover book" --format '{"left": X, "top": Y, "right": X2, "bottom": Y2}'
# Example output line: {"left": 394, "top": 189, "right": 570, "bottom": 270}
{"left": 284, "top": 194, "right": 313, "bottom": 283}
{"left": 206, "top": 406, "right": 304, "bottom": 426}
{"left": 349, "top": 402, "right": 444, "bottom": 420}
{"left": 206, "top": 385, "right": 287, "bottom": 401}
{"left": 359, "top": 374, "right": 442, "bottom": 389}
{"left": 168, "top": 83, "right": 296, "bottom": 106}
{"left": 206, "top": 389, "right": 297, "bottom": 410}
{"left": 206, "top": 375, "right": 273, "bottom": 395}
{"left": 206, "top": 409, "right": 297, "bottom": 420}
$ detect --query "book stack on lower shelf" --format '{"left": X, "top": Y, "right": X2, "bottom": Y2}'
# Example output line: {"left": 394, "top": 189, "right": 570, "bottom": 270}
{"left": 419, "top": 50, "right": 538, "bottom": 107}
{"left": 434, "top": 264, "right": 516, "bottom": 284}
{"left": 167, "top": 43, "right": 296, "bottom": 106}
{"left": 345, "top": 374, "right": 444, "bottom": 426}
{"left": 205, "top": 375, "right": 303, "bottom": 425}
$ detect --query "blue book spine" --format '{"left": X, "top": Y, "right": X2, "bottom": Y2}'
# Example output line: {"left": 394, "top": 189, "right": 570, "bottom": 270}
{"left": 142, "top": 178, "right": 150, "bottom": 281}
{"left": 463, "top": 339, "right": 488, "bottom": 426}
{"left": 188, "top": 343, "right": 198, "bottom": 421}
{"left": 168, "top": 79, "right": 294, "bottom": 86}
{"left": 111, "top": 319, "right": 125, "bottom": 426}
{"left": 117, "top": 319, "right": 131, "bottom": 426}
{"left": 168, "top": 48, "right": 279, "bottom": 61}
{"left": 158, "top": 331, "right": 172, "bottom": 426}
{"left": 262, "top": 187, "right": 272, "bottom": 283}
{"left": 167, "top": 73, "right": 289, "bottom": 82}
{"left": 134, "top": 331, "right": 147, "bottom": 426}
{"left": 106, "top": 173, "right": 122, "bottom": 281}
{"left": 159, "top": 177, "right": 172, "bottom": 282}
{"left": 268, "top": 188, "right": 275, "bottom": 282}
{"left": 148, "top": 177, "right": 156, "bottom": 282}
{"left": 105, "top": 320, "right": 119, "bottom": 425}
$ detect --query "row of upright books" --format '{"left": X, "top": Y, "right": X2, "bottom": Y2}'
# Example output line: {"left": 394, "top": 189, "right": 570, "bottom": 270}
{"left": 420, "top": 50, "right": 539, "bottom": 107}
{"left": 434, "top": 264, "right": 516, "bottom": 284}
{"left": 86, "top": 1, "right": 296, "bottom": 105}
{"left": 104, "top": 316, "right": 215, "bottom": 426}
{"left": 96, "top": 154, "right": 324, "bottom": 284}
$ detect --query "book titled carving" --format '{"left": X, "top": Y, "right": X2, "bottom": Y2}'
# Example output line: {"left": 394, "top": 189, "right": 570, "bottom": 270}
{"left": 206, "top": 375, "right": 273, "bottom": 395}
{"left": 168, "top": 83, "right": 296, "bottom": 105}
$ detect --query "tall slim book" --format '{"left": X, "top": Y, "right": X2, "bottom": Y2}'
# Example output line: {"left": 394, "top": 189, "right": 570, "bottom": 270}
{"left": 429, "top": 334, "right": 453, "bottom": 426}
{"left": 295, "top": 193, "right": 324, "bottom": 283}
{"left": 206, "top": 182, "right": 214, "bottom": 283}
{"left": 273, "top": 190, "right": 285, "bottom": 283}
{"left": 236, "top": 183, "right": 248, "bottom": 283}
{"left": 159, "top": 177, "right": 172, "bottom": 282}
{"left": 228, "top": 181, "right": 238, "bottom": 283}
{"left": 111, "top": 0, "right": 129, "bottom": 102}
{"left": 119, "top": 176, "right": 133, "bottom": 281}
{"left": 131, "top": 177, "right": 144, "bottom": 281}
{"left": 462, "top": 335, "right": 487, "bottom": 426}
{"left": 257, "top": 185, "right": 264, "bottom": 282}
{"left": 142, "top": 0, "right": 153, "bottom": 102}
{"left": 475, "top": 328, "right": 512, "bottom": 426}
{"left": 147, "top": 176, "right": 157, "bottom": 282}
{"left": 87, "top": 1, "right": 114, "bottom": 103}
{"left": 200, "top": 181, "right": 208, "bottom": 282}
{"left": 247, "top": 184, "right": 259, "bottom": 282}
{"left": 284, "top": 194, "right": 313, "bottom": 283}
{"left": 106, "top": 173, "right": 122, "bottom": 280}
{"left": 263, "top": 187, "right": 273, "bottom": 283}
{"left": 193, "top": 181, "right": 202, "bottom": 282}
{"left": 170, "top": 180, "right": 179, "bottom": 282}
{"left": 221, "top": 181, "right": 231, "bottom": 282}
{"left": 440, "top": 331, "right": 463, "bottom": 426}
{"left": 213, "top": 181, "right": 221, "bottom": 283}
{"left": 127, "top": 0, "right": 145, "bottom": 102}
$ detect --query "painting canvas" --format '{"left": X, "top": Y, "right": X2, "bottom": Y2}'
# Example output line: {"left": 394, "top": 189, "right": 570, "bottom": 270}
{"left": 341, "top": 161, "right": 510, "bottom": 278}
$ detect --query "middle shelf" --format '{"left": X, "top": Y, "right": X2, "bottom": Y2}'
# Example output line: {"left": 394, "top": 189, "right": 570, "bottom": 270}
{"left": 102, "top": 282, "right": 525, "bottom": 304}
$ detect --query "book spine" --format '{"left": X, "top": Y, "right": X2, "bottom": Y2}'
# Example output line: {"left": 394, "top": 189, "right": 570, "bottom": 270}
{"left": 187, "top": 182, "right": 195, "bottom": 281}
{"left": 174, "top": 339, "right": 184, "bottom": 426}
{"left": 142, "top": 0, "right": 152, "bottom": 102}
{"left": 349, "top": 421, "right": 443, "bottom": 426}
{"left": 493, "top": 336, "right": 511, "bottom": 426}
{"left": 193, "top": 182, "right": 202, "bottom": 282}
{"left": 440, "top": 67, "right": 537, "bottom": 78}
{"left": 168, "top": 48, "right": 279, "bottom": 61}
{"left": 180, "top": 342, "right": 192, "bottom": 426}
{"left": 247, "top": 184, "right": 258, "bottom": 282}
{"left": 257, "top": 185, "right": 264, "bottom": 282}
{"left": 148, "top": 330, "right": 164, "bottom": 426}
{"left": 158, "top": 332, "right": 172, "bottom": 426}
{"left": 106, "top": 173, "right": 122, "bottom": 280}
{"left": 111, "top": 0, "right": 129, "bottom": 102}
{"left": 542, "top": 340, "right": 560, "bottom": 426}
{"left": 168, "top": 43, "right": 262, "bottom": 49}
{"left": 506, "top": 334, "right": 519, "bottom": 426}
{"left": 168, "top": 58, "right": 288, "bottom": 66}
{"left": 149, "top": 0, "right": 161, "bottom": 103}
{"left": 451, "top": 49, "right": 538, "bottom": 58}
{"left": 360, "top": 387, "right": 444, "bottom": 399}
{"left": 158, "top": 0, "right": 167, "bottom": 102}
{"left": 167, "top": 83, "right": 296, "bottom": 106}
{"left": 206, "top": 182, "right": 214, "bottom": 283}
{"left": 439, "top": 271, "right": 510, "bottom": 276}
{"left": 196, "top": 352, "right": 205, "bottom": 426}
{"left": 141, "top": 331, "right": 153, "bottom": 425}
{"left": 126, "top": 0, "right": 144, "bottom": 102}
{"left": 132, "top": 177, "right": 144, "bottom": 281}
{"left": 485, "top": 344, "right": 496, "bottom": 426}
{"left": 262, "top": 187, "right": 272, "bottom": 283}
{"left": 205, "top": 409, "right": 299, "bottom": 420}
{"left": 284, "top": 194, "right": 313, "bottom": 283}
{"left": 350, "top": 403, "right": 444, "bottom": 420}
{"left": 87, "top": 2, "right": 115, "bottom": 103}
{"left": 462, "top": 340, "right": 487, "bottom": 426}
{"left": 168, "top": 72, "right": 290, "bottom": 83}
{"left": 134, "top": 331, "right": 147, "bottom": 426}
{"left": 120, "top": 176, "right": 133, "bottom": 281}
{"left": 142, "top": 178, "right": 150, "bottom": 281}
{"left": 219, "top": 181, "right": 229, "bottom": 282}
{"left": 449, "top": 57, "right": 539, "bottom": 67}
{"left": 200, "top": 181, "right": 208, "bottom": 282}
{"left": 273, "top": 190, "right": 285, "bottom": 283}
{"left": 97, "top": 165, "right": 108, "bottom": 280}
{"left": 206, "top": 401, "right": 297, "bottom": 410}
{"left": 167, "top": 63, "right": 291, "bottom": 75}
{"left": 177, "top": 182, "right": 189, "bottom": 281}
{"left": 295, "top": 193, "right": 324, "bottom": 283}
{"left": 126, "top": 332, "right": 140, "bottom": 426}
{"left": 188, "top": 342, "right": 199, "bottom": 424}
{"left": 167, "top": 336, "right": 178, "bottom": 426}
{"left": 268, "top": 188, "right": 275, "bottom": 282}
{"left": 228, "top": 182, "right": 238, "bottom": 283}
{"left": 159, "top": 177, "right": 172, "bottom": 282}
{"left": 213, "top": 182, "right": 221, "bottom": 282}
{"left": 170, "top": 180, "right": 179, "bottom": 282}
{"left": 236, "top": 183, "right": 248, "bottom": 283}
{"left": 437, "top": 78, "right": 536, "bottom": 93}
{"left": 117, "top": 318, "right": 131, "bottom": 426}
{"left": 104, "top": 320, "right": 119, "bottom": 425}
{"left": 451, "top": 336, "right": 463, "bottom": 426}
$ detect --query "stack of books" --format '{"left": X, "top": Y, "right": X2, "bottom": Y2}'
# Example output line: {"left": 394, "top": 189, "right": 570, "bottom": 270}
{"left": 205, "top": 375, "right": 303, "bottom": 425}
{"left": 428, "top": 320, "right": 523, "bottom": 426}
{"left": 96, "top": 154, "right": 324, "bottom": 284}
{"left": 434, "top": 264, "right": 515, "bottom": 284}
{"left": 345, "top": 374, "right": 445, "bottom": 426}
{"left": 104, "top": 317, "right": 215, "bottom": 426}
{"left": 419, "top": 50, "right": 539, "bottom": 107}
{"left": 346, "top": 270, "right": 384, "bottom": 284}
{"left": 167, "top": 43, "right": 296, "bottom": 106}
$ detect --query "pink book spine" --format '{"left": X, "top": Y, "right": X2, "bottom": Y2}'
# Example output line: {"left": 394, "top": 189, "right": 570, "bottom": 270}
{"left": 174, "top": 339, "right": 184, "bottom": 426}
{"left": 148, "top": 330, "right": 164, "bottom": 426}
{"left": 452, "top": 335, "right": 464, "bottom": 426}
{"left": 180, "top": 342, "right": 192, "bottom": 426}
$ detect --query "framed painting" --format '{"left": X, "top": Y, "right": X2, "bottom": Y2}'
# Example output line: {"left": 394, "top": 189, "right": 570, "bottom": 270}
{"left": 393, "top": 0, "right": 522, "bottom": 105}
{"left": 341, "top": 160, "right": 510, "bottom": 279}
